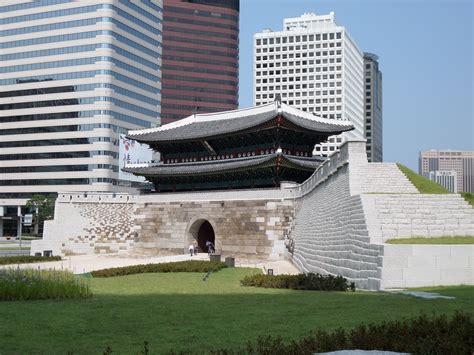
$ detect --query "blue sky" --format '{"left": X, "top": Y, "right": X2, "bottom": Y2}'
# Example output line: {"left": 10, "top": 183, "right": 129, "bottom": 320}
{"left": 238, "top": 0, "right": 473, "bottom": 170}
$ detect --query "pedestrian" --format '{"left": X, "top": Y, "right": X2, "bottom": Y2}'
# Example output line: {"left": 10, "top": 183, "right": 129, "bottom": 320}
{"left": 193, "top": 240, "right": 198, "bottom": 255}
{"left": 189, "top": 243, "right": 194, "bottom": 256}
{"left": 206, "top": 240, "right": 214, "bottom": 255}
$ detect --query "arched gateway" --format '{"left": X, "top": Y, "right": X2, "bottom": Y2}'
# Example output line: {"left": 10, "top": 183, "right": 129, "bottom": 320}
{"left": 187, "top": 218, "right": 216, "bottom": 253}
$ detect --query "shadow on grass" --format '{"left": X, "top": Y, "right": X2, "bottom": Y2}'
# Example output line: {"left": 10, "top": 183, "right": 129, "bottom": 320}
{"left": 0, "top": 285, "right": 472, "bottom": 354}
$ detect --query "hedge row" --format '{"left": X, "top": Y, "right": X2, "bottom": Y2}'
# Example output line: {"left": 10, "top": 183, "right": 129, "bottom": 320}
{"left": 91, "top": 260, "right": 227, "bottom": 278}
{"left": 240, "top": 273, "right": 354, "bottom": 291}
{"left": 100, "top": 312, "right": 473, "bottom": 354}
{"left": 0, "top": 255, "right": 61, "bottom": 265}
{"left": 224, "top": 311, "right": 474, "bottom": 355}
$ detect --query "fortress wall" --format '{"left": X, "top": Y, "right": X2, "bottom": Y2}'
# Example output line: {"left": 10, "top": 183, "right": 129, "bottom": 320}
{"left": 288, "top": 140, "right": 474, "bottom": 289}
{"left": 290, "top": 162, "right": 383, "bottom": 289}
{"left": 133, "top": 197, "right": 294, "bottom": 262}
{"left": 32, "top": 141, "right": 474, "bottom": 289}
{"left": 31, "top": 193, "right": 137, "bottom": 256}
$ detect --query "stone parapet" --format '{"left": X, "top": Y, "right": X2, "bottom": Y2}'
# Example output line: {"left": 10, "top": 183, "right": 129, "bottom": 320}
{"left": 56, "top": 192, "right": 138, "bottom": 204}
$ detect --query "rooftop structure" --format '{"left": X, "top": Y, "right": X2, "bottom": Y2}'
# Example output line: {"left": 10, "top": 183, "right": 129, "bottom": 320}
{"left": 125, "top": 101, "right": 353, "bottom": 191}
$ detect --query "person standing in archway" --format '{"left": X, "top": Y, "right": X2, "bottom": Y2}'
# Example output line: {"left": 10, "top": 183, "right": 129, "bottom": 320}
{"left": 193, "top": 240, "right": 198, "bottom": 255}
{"left": 206, "top": 240, "right": 215, "bottom": 255}
{"left": 189, "top": 243, "right": 195, "bottom": 257}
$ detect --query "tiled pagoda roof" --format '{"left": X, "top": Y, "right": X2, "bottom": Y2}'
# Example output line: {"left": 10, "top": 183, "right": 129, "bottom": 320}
{"left": 127, "top": 101, "right": 354, "bottom": 143}
{"left": 123, "top": 153, "right": 324, "bottom": 176}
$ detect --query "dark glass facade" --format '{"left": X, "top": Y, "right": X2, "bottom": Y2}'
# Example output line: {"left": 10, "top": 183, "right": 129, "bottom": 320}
{"left": 161, "top": 0, "right": 239, "bottom": 124}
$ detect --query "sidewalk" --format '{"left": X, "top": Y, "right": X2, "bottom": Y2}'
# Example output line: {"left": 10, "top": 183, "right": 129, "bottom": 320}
{"left": 0, "top": 253, "right": 300, "bottom": 275}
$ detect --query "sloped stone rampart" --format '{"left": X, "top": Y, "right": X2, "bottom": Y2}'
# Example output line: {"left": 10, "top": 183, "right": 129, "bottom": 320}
{"left": 288, "top": 140, "right": 473, "bottom": 289}
{"left": 290, "top": 163, "right": 383, "bottom": 289}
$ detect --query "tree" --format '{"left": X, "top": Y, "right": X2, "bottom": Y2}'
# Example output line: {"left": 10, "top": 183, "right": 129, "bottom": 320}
{"left": 26, "top": 195, "right": 56, "bottom": 235}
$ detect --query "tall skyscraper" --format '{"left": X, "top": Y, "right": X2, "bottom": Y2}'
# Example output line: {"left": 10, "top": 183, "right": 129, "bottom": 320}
{"left": 253, "top": 12, "right": 364, "bottom": 156}
{"left": 160, "top": 0, "right": 239, "bottom": 124}
{"left": 0, "top": 0, "right": 162, "bottom": 236}
{"left": 363, "top": 52, "right": 383, "bottom": 162}
{"left": 419, "top": 150, "right": 474, "bottom": 193}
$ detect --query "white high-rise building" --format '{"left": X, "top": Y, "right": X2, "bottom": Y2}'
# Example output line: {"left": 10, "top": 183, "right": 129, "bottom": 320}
{"left": 0, "top": 0, "right": 162, "bottom": 237}
{"left": 253, "top": 12, "right": 364, "bottom": 156}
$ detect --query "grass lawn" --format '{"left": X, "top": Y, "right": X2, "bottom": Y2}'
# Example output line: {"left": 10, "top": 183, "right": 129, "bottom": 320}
{"left": 461, "top": 192, "right": 474, "bottom": 207}
{"left": 397, "top": 163, "right": 450, "bottom": 194}
{"left": 0, "top": 268, "right": 472, "bottom": 354}
{"left": 387, "top": 236, "right": 474, "bottom": 244}
{"left": 0, "top": 247, "right": 30, "bottom": 251}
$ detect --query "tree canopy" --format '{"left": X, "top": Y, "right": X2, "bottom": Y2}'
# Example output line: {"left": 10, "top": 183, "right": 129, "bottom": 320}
{"left": 26, "top": 195, "right": 56, "bottom": 223}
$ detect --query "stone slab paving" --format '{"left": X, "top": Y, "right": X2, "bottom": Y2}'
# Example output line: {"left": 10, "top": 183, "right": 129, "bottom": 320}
{"left": 0, "top": 253, "right": 298, "bottom": 275}
{"left": 236, "top": 259, "right": 300, "bottom": 275}
{"left": 0, "top": 253, "right": 209, "bottom": 274}
{"left": 395, "top": 291, "right": 455, "bottom": 300}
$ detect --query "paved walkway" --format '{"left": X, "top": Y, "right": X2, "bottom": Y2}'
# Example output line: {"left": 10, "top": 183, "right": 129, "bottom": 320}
{"left": 1, "top": 253, "right": 300, "bottom": 275}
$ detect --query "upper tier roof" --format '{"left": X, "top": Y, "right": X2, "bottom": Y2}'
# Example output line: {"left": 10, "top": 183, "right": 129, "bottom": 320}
{"left": 127, "top": 101, "right": 354, "bottom": 143}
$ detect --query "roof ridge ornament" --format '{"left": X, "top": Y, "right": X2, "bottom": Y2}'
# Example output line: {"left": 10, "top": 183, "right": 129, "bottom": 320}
{"left": 275, "top": 94, "right": 282, "bottom": 108}
{"left": 275, "top": 94, "right": 282, "bottom": 114}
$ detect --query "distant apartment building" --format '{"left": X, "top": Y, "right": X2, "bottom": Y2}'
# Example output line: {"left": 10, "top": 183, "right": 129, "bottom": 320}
{"left": 419, "top": 150, "right": 474, "bottom": 193}
{"left": 363, "top": 52, "right": 383, "bottom": 162}
{"left": 0, "top": 0, "right": 162, "bottom": 236}
{"left": 253, "top": 12, "right": 364, "bottom": 156}
{"left": 160, "top": 0, "right": 239, "bottom": 124}
{"left": 429, "top": 170, "right": 457, "bottom": 193}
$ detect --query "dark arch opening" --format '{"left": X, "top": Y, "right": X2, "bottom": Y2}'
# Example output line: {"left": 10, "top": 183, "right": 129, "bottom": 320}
{"left": 197, "top": 221, "right": 215, "bottom": 253}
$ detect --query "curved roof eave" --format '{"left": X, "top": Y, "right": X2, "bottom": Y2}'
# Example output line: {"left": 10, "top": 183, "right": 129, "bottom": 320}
{"left": 127, "top": 101, "right": 354, "bottom": 143}
{"left": 122, "top": 153, "right": 323, "bottom": 176}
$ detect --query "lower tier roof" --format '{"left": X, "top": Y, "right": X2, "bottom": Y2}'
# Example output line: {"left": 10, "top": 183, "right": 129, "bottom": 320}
{"left": 123, "top": 153, "right": 324, "bottom": 177}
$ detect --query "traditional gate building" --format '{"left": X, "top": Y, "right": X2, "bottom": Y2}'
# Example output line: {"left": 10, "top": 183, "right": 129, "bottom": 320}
{"left": 32, "top": 102, "right": 474, "bottom": 289}
{"left": 124, "top": 100, "right": 353, "bottom": 191}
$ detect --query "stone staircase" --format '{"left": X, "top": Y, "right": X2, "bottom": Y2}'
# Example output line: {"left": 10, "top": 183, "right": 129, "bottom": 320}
{"left": 360, "top": 163, "right": 419, "bottom": 194}
{"left": 362, "top": 194, "right": 474, "bottom": 243}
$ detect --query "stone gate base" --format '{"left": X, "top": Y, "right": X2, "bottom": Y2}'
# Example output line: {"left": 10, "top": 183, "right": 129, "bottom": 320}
{"left": 133, "top": 188, "right": 295, "bottom": 262}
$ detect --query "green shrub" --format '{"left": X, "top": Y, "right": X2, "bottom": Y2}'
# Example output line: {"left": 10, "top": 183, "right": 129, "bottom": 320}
{"left": 91, "top": 260, "right": 227, "bottom": 278}
{"left": 240, "top": 273, "right": 352, "bottom": 291}
{"left": 0, "top": 268, "right": 91, "bottom": 301}
{"left": 0, "top": 255, "right": 61, "bottom": 265}
{"left": 209, "top": 311, "right": 473, "bottom": 354}
{"left": 102, "top": 312, "right": 473, "bottom": 354}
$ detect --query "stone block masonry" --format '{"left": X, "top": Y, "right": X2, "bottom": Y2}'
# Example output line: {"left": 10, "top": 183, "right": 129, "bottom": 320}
{"left": 31, "top": 193, "right": 138, "bottom": 256}
{"left": 133, "top": 198, "right": 294, "bottom": 262}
